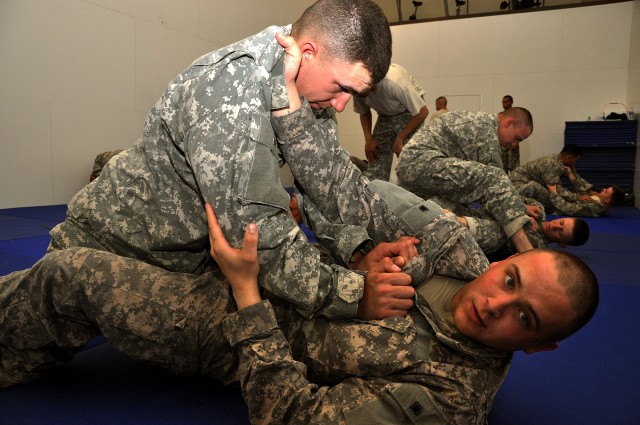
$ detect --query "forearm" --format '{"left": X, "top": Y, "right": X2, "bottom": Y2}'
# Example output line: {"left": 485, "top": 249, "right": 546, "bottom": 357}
{"left": 510, "top": 228, "right": 533, "bottom": 252}
{"left": 273, "top": 101, "right": 378, "bottom": 227}
{"left": 396, "top": 106, "right": 428, "bottom": 144}
{"left": 360, "top": 111, "right": 374, "bottom": 140}
{"left": 297, "top": 197, "right": 374, "bottom": 267}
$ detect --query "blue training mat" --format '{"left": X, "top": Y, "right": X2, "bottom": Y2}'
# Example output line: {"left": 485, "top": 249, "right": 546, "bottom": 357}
{"left": 1, "top": 204, "right": 640, "bottom": 424}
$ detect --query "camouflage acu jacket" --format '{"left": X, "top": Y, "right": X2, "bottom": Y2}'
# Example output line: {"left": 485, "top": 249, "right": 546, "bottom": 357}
{"left": 244, "top": 105, "right": 509, "bottom": 423}
{"left": 549, "top": 192, "right": 607, "bottom": 217}
{"left": 397, "top": 111, "right": 503, "bottom": 170}
{"left": 223, "top": 210, "right": 509, "bottom": 424}
{"left": 50, "top": 25, "right": 367, "bottom": 320}
{"left": 510, "top": 153, "right": 592, "bottom": 195}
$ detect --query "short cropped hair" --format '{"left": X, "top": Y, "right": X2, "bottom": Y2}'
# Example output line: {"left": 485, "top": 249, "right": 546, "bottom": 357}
{"left": 561, "top": 144, "right": 583, "bottom": 158}
{"left": 537, "top": 249, "right": 599, "bottom": 343}
{"left": 611, "top": 186, "right": 626, "bottom": 205}
{"left": 503, "top": 95, "right": 513, "bottom": 102}
{"left": 501, "top": 106, "right": 533, "bottom": 132}
{"left": 568, "top": 218, "right": 589, "bottom": 246}
{"left": 292, "top": 0, "right": 392, "bottom": 85}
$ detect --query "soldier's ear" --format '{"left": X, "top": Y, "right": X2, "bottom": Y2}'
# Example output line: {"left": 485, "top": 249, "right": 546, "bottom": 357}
{"left": 499, "top": 115, "right": 516, "bottom": 128}
{"left": 299, "top": 41, "right": 317, "bottom": 63}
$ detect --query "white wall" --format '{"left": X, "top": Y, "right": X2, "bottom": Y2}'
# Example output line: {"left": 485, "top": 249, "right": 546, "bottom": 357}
{"left": 337, "top": 1, "right": 636, "bottom": 183}
{"left": 0, "top": 0, "right": 313, "bottom": 209}
{"left": 0, "top": 1, "right": 636, "bottom": 209}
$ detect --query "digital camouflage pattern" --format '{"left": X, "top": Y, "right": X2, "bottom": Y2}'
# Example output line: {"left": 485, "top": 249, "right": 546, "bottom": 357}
{"left": 266, "top": 101, "right": 506, "bottom": 423}
{"left": 0, "top": 248, "right": 238, "bottom": 388}
{"left": 500, "top": 145, "right": 519, "bottom": 174}
{"left": 1, "top": 98, "right": 503, "bottom": 421}
{"left": 44, "top": 25, "right": 366, "bottom": 320}
{"left": 395, "top": 111, "right": 530, "bottom": 239}
{"left": 509, "top": 153, "right": 593, "bottom": 211}
{"left": 0, "top": 191, "right": 504, "bottom": 424}
{"left": 1, "top": 9, "right": 508, "bottom": 424}
{"left": 461, "top": 198, "right": 547, "bottom": 255}
{"left": 361, "top": 111, "right": 413, "bottom": 181}
{"left": 272, "top": 101, "right": 469, "bottom": 266}
{"left": 89, "top": 149, "right": 124, "bottom": 181}
{"left": 548, "top": 191, "right": 607, "bottom": 217}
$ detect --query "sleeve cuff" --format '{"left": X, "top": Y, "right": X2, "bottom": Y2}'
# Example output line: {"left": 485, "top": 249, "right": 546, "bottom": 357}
{"left": 503, "top": 215, "right": 531, "bottom": 239}
{"left": 321, "top": 267, "right": 365, "bottom": 319}
{"left": 222, "top": 301, "right": 279, "bottom": 347}
{"left": 271, "top": 98, "right": 317, "bottom": 142}
{"left": 465, "top": 216, "right": 478, "bottom": 238}
{"left": 332, "top": 226, "right": 374, "bottom": 266}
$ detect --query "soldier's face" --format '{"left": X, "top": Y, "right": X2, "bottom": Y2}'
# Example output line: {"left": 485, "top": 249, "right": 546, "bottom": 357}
{"left": 542, "top": 218, "right": 575, "bottom": 244}
{"left": 599, "top": 187, "right": 614, "bottom": 204}
{"left": 450, "top": 251, "right": 574, "bottom": 353}
{"left": 295, "top": 51, "right": 372, "bottom": 112}
{"left": 497, "top": 119, "right": 531, "bottom": 150}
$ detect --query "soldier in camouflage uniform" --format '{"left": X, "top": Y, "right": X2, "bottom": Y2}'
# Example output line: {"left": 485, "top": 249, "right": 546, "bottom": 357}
{"left": 395, "top": 108, "right": 535, "bottom": 253}
{"left": 451, "top": 198, "right": 590, "bottom": 256}
{"left": 0, "top": 181, "right": 599, "bottom": 424}
{"left": 509, "top": 144, "right": 593, "bottom": 211}
{"left": 8, "top": 0, "right": 410, "bottom": 321}
{"left": 89, "top": 149, "right": 124, "bottom": 182}
{"left": 353, "top": 63, "right": 429, "bottom": 181}
{"left": 547, "top": 184, "right": 625, "bottom": 217}
{"left": 498, "top": 96, "right": 519, "bottom": 174}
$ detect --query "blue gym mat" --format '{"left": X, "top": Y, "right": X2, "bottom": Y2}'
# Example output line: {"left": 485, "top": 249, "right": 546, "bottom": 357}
{"left": 1, "top": 204, "right": 639, "bottom": 424}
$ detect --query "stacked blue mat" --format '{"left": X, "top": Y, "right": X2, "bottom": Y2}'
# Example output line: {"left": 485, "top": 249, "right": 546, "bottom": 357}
{"left": 1, "top": 204, "right": 639, "bottom": 424}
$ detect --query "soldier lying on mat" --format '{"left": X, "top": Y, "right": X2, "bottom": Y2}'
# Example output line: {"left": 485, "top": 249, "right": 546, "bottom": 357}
{"left": 546, "top": 184, "right": 625, "bottom": 217}
{"left": 1, "top": 182, "right": 598, "bottom": 425}
{"left": 439, "top": 196, "right": 590, "bottom": 257}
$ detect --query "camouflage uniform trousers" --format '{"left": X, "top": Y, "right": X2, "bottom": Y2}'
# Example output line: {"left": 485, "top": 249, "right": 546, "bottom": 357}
{"left": 272, "top": 105, "right": 488, "bottom": 272}
{"left": 397, "top": 153, "right": 529, "bottom": 239}
{"left": 0, "top": 248, "right": 238, "bottom": 388}
{"left": 0, "top": 219, "right": 488, "bottom": 382}
{"left": 432, "top": 196, "right": 546, "bottom": 255}
{"left": 548, "top": 192, "right": 606, "bottom": 217}
{"left": 363, "top": 111, "right": 413, "bottom": 181}
{"left": 467, "top": 214, "right": 545, "bottom": 255}
{"left": 512, "top": 180, "right": 554, "bottom": 211}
